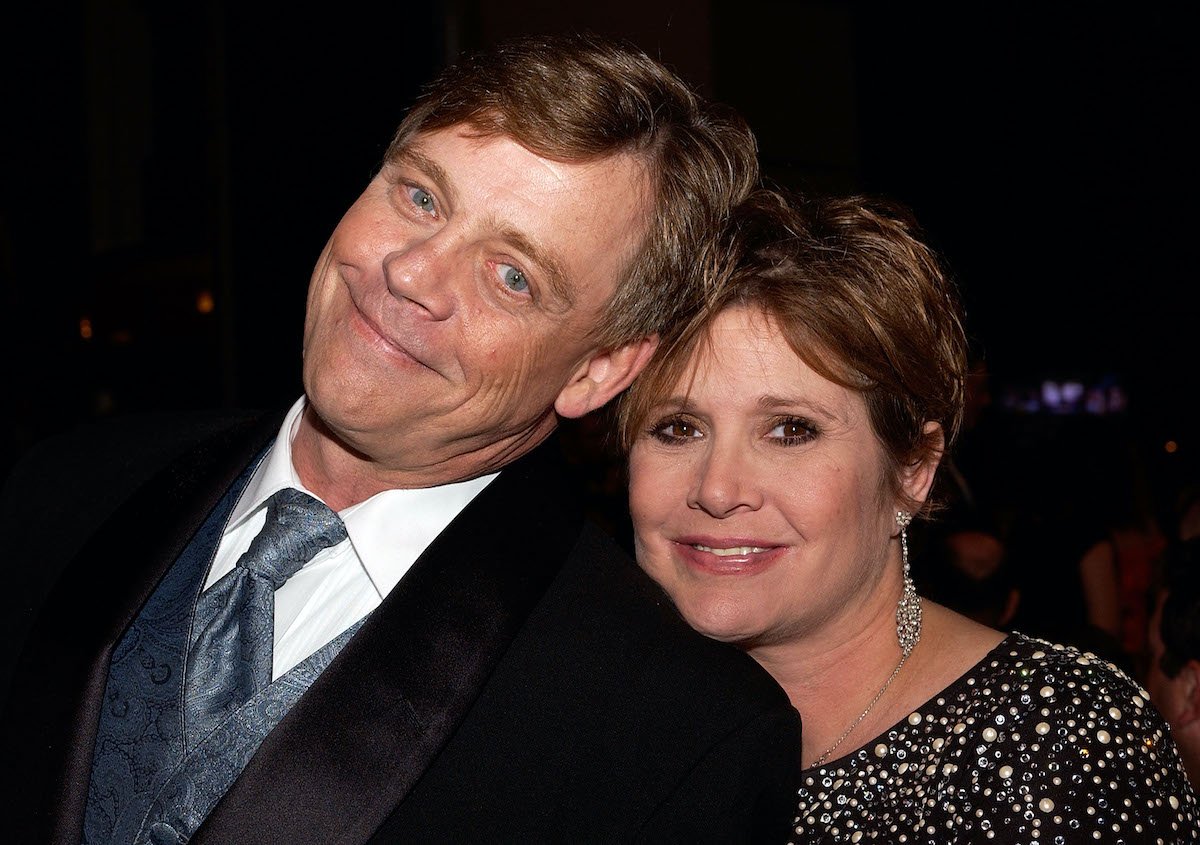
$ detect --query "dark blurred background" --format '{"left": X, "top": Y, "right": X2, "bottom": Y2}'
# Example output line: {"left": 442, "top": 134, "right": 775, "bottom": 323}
{"left": 2, "top": 3, "right": 1197, "bottom": 656}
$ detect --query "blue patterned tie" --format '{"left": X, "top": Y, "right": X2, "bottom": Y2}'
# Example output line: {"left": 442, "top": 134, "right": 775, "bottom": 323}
{"left": 184, "top": 487, "right": 347, "bottom": 747}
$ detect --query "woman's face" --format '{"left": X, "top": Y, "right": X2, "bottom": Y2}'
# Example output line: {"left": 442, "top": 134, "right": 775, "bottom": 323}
{"left": 629, "top": 305, "right": 904, "bottom": 649}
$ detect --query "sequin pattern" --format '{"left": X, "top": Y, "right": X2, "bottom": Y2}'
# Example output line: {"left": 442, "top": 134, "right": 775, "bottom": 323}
{"left": 792, "top": 633, "right": 1200, "bottom": 843}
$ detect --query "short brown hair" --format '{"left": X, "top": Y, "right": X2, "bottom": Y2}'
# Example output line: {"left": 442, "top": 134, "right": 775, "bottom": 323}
{"left": 620, "top": 189, "right": 968, "bottom": 514}
{"left": 387, "top": 32, "right": 758, "bottom": 350}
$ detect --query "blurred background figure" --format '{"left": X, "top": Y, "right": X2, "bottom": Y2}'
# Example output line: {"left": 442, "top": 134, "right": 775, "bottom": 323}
{"left": 1075, "top": 438, "right": 1168, "bottom": 678}
{"left": 1147, "top": 537, "right": 1200, "bottom": 788}
{"left": 1177, "top": 484, "right": 1200, "bottom": 542}
{"left": 918, "top": 521, "right": 1019, "bottom": 630}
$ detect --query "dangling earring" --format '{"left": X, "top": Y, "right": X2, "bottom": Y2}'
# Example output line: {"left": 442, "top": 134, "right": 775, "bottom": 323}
{"left": 895, "top": 511, "right": 922, "bottom": 657}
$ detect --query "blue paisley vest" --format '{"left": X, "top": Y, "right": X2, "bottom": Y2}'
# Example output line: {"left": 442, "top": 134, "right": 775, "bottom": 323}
{"left": 81, "top": 464, "right": 365, "bottom": 845}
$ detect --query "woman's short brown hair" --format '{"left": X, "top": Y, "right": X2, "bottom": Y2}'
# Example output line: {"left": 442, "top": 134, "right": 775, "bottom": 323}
{"left": 620, "top": 189, "right": 969, "bottom": 514}
{"left": 387, "top": 32, "right": 759, "bottom": 351}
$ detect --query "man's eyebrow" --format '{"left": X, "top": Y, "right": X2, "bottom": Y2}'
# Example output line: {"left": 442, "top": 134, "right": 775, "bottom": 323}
{"left": 390, "top": 146, "right": 456, "bottom": 207}
{"left": 489, "top": 220, "right": 575, "bottom": 309}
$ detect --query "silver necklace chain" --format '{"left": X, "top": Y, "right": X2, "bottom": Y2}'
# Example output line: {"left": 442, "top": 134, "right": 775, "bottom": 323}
{"left": 810, "top": 649, "right": 910, "bottom": 768}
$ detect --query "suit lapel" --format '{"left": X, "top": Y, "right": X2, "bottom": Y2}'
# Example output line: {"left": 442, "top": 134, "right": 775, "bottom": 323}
{"left": 3, "top": 413, "right": 282, "bottom": 845}
{"left": 195, "top": 437, "right": 585, "bottom": 845}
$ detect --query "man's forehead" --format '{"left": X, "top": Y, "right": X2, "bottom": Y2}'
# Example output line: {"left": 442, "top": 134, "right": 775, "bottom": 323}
{"left": 391, "top": 124, "right": 651, "bottom": 187}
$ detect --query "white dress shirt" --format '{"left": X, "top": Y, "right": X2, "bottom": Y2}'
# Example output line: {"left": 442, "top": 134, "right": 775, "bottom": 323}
{"left": 204, "top": 397, "right": 497, "bottom": 679}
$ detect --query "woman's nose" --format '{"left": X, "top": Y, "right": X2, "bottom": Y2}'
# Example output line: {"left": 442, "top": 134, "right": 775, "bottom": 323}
{"left": 687, "top": 443, "right": 763, "bottom": 517}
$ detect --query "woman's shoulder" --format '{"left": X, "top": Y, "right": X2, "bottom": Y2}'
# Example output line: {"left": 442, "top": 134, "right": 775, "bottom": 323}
{"left": 989, "top": 630, "right": 1136, "bottom": 681}
{"left": 950, "top": 631, "right": 1199, "bottom": 841}
{"left": 963, "top": 631, "right": 1170, "bottom": 768}
{"left": 981, "top": 631, "right": 1151, "bottom": 717}
{"left": 794, "top": 631, "right": 1199, "bottom": 843}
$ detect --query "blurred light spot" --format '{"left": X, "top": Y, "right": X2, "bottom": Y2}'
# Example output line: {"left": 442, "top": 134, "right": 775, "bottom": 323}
{"left": 111, "top": 330, "right": 132, "bottom": 345}
{"left": 196, "top": 290, "right": 215, "bottom": 314}
{"left": 79, "top": 317, "right": 93, "bottom": 340}
{"left": 1165, "top": 440, "right": 1178, "bottom": 454}
{"left": 1041, "top": 381, "right": 1061, "bottom": 410}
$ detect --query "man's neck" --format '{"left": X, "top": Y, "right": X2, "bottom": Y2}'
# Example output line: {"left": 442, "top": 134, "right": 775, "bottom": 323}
{"left": 291, "top": 404, "right": 551, "bottom": 511}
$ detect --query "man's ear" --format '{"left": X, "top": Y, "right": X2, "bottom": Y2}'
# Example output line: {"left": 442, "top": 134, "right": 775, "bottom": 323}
{"left": 554, "top": 335, "right": 658, "bottom": 419}
{"left": 899, "top": 421, "right": 945, "bottom": 508}
{"left": 1177, "top": 659, "right": 1200, "bottom": 728}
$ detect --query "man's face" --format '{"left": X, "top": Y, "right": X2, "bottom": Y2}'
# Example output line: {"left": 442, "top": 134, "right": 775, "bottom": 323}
{"left": 302, "top": 127, "right": 651, "bottom": 479}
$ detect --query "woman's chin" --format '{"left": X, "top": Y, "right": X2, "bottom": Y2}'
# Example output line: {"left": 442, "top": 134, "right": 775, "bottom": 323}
{"left": 676, "top": 596, "right": 770, "bottom": 646}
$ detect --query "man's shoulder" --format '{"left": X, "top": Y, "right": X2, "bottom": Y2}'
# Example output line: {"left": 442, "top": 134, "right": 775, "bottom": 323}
{"left": 9, "top": 406, "right": 263, "bottom": 480}
{"left": 0, "top": 408, "right": 282, "bottom": 702}
{"left": 533, "top": 519, "right": 794, "bottom": 714}
{"left": 395, "top": 518, "right": 801, "bottom": 840}
{"left": 5, "top": 408, "right": 277, "bottom": 506}
{"left": 0, "top": 407, "right": 282, "bottom": 602}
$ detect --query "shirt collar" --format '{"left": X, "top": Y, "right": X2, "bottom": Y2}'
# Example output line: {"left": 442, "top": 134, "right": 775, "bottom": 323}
{"left": 228, "top": 395, "right": 497, "bottom": 597}
{"left": 339, "top": 478, "right": 494, "bottom": 597}
{"left": 226, "top": 396, "right": 310, "bottom": 530}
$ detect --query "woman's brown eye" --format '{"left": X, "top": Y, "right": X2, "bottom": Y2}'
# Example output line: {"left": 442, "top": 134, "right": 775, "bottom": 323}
{"left": 768, "top": 418, "right": 816, "bottom": 443}
{"left": 648, "top": 417, "right": 702, "bottom": 443}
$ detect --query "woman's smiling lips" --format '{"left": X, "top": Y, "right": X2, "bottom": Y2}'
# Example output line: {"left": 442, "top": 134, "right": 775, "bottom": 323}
{"left": 672, "top": 536, "right": 787, "bottom": 574}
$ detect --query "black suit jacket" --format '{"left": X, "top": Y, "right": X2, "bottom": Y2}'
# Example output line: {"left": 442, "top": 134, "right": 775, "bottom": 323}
{"left": 2, "top": 413, "right": 801, "bottom": 843}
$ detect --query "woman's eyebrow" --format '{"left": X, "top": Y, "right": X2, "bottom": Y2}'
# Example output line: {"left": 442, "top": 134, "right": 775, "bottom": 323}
{"left": 755, "top": 394, "right": 842, "bottom": 422}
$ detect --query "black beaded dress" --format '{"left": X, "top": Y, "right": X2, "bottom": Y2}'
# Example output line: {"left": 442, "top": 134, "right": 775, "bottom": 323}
{"left": 791, "top": 633, "right": 1199, "bottom": 843}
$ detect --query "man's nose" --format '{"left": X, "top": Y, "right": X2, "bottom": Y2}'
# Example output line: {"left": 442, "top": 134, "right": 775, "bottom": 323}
{"left": 382, "top": 235, "right": 457, "bottom": 321}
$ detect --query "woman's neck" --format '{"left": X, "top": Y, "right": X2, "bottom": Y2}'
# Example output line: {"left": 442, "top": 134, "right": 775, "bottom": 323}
{"left": 751, "top": 590, "right": 907, "bottom": 767}
{"left": 751, "top": 602, "right": 1006, "bottom": 769}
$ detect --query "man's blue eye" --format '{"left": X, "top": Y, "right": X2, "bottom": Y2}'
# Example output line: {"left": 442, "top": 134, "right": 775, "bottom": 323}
{"left": 408, "top": 186, "right": 436, "bottom": 215}
{"left": 498, "top": 264, "right": 529, "bottom": 293}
